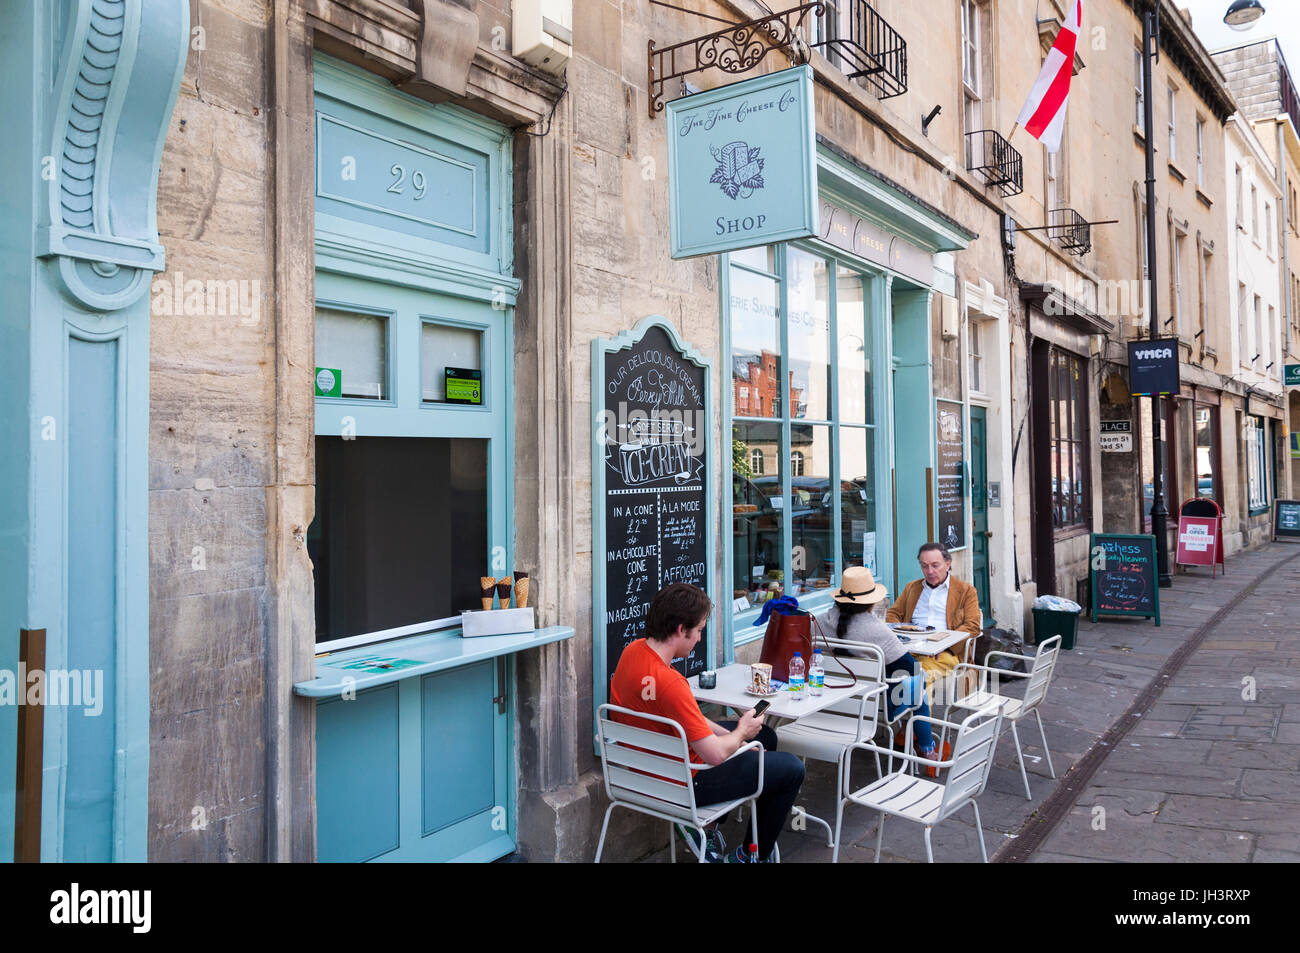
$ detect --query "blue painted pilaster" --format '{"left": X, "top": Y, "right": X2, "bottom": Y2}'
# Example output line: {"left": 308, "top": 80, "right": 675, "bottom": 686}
{"left": 1, "top": 0, "right": 188, "bottom": 863}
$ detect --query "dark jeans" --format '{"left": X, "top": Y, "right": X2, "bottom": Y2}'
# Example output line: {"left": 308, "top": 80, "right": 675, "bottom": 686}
{"left": 885, "top": 655, "right": 934, "bottom": 752}
{"left": 692, "top": 723, "right": 804, "bottom": 861}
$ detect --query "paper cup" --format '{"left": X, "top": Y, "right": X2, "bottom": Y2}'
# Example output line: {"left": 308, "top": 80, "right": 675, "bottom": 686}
{"left": 750, "top": 662, "right": 772, "bottom": 695}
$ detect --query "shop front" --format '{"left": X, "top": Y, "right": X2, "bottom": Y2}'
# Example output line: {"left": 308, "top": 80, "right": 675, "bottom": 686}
{"left": 719, "top": 148, "right": 974, "bottom": 655}
{"left": 1021, "top": 285, "right": 1108, "bottom": 604}
{"left": 291, "top": 57, "right": 572, "bottom": 863}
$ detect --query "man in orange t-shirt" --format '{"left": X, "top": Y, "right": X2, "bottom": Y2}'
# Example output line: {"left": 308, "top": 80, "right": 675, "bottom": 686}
{"left": 610, "top": 583, "right": 805, "bottom": 862}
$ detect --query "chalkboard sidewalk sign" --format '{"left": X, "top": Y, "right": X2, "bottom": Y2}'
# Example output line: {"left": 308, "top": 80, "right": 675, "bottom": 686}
{"left": 1275, "top": 501, "right": 1300, "bottom": 541}
{"left": 591, "top": 317, "right": 715, "bottom": 738}
{"left": 1090, "top": 534, "right": 1161, "bottom": 625}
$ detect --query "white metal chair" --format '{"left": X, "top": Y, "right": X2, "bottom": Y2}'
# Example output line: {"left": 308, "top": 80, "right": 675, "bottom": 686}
{"left": 595, "top": 703, "right": 764, "bottom": 863}
{"left": 816, "top": 638, "right": 927, "bottom": 762}
{"left": 841, "top": 702, "right": 1004, "bottom": 862}
{"left": 775, "top": 682, "right": 888, "bottom": 861}
{"left": 947, "top": 634, "right": 1063, "bottom": 800}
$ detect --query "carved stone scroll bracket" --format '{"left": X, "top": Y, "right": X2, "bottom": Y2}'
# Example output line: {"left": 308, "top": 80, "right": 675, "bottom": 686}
{"left": 37, "top": 0, "right": 190, "bottom": 312}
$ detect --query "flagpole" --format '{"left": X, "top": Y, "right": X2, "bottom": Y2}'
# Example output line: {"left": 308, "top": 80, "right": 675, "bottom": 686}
{"left": 1007, "top": 122, "right": 1020, "bottom": 142}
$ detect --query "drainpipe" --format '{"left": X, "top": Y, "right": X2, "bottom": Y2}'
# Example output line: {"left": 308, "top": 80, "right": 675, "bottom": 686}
{"left": 1278, "top": 120, "right": 1293, "bottom": 358}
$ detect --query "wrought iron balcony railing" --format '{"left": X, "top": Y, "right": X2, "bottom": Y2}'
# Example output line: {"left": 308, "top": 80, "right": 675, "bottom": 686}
{"left": 809, "top": 0, "right": 907, "bottom": 99}
{"left": 1048, "top": 207, "right": 1092, "bottom": 256}
{"left": 965, "top": 130, "right": 1023, "bottom": 197}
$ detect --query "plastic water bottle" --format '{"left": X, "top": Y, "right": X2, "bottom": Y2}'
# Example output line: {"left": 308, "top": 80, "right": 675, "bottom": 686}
{"left": 788, "top": 651, "right": 806, "bottom": 699}
{"left": 809, "top": 648, "right": 825, "bottom": 696}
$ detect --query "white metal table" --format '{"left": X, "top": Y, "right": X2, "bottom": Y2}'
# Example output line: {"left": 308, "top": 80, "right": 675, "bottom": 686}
{"left": 688, "top": 662, "right": 871, "bottom": 723}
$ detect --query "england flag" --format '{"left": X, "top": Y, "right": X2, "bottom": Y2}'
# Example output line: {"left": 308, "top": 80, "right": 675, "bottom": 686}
{"left": 1016, "top": 0, "right": 1083, "bottom": 154}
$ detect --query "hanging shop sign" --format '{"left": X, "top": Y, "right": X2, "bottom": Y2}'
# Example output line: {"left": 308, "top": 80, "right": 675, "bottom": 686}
{"left": 1284, "top": 364, "right": 1300, "bottom": 386}
{"left": 935, "top": 399, "right": 966, "bottom": 552}
{"left": 591, "top": 317, "right": 715, "bottom": 740}
{"left": 666, "top": 66, "right": 816, "bottom": 259}
{"left": 1128, "top": 338, "right": 1181, "bottom": 396}
{"left": 818, "top": 199, "right": 934, "bottom": 285}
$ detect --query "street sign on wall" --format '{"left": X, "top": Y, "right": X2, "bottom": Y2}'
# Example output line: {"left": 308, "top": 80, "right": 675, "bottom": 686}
{"left": 666, "top": 66, "right": 817, "bottom": 259}
{"left": 1285, "top": 364, "right": 1300, "bottom": 386}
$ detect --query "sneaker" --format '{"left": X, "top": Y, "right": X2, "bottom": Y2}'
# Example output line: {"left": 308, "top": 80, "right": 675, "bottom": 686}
{"left": 726, "top": 844, "right": 763, "bottom": 863}
{"left": 677, "top": 824, "right": 726, "bottom": 862}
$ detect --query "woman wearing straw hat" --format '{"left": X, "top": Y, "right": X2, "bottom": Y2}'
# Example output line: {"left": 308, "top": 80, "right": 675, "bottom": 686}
{"left": 816, "top": 565, "right": 950, "bottom": 776}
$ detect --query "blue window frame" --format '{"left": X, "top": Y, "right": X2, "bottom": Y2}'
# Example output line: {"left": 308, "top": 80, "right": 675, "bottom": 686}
{"left": 723, "top": 241, "right": 892, "bottom": 649}
{"left": 309, "top": 54, "right": 519, "bottom": 863}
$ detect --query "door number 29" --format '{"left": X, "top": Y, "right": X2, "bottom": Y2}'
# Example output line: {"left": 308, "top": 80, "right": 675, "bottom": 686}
{"left": 387, "top": 163, "right": 427, "bottom": 199}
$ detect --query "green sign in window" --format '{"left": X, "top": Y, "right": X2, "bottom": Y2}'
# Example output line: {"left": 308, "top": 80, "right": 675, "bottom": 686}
{"left": 445, "top": 367, "right": 482, "bottom": 404}
{"left": 315, "top": 366, "right": 342, "bottom": 397}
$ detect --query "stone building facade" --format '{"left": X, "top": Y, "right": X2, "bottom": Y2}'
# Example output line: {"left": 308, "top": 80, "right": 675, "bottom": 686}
{"left": 3, "top": 0, "right": 1288, "bottom": 865}
{"left": 1214, "top": 36, "right": 1300, "bottom": 509}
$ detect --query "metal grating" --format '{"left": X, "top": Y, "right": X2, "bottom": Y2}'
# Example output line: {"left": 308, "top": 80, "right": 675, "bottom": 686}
{"left": 1048, "top": 207, "right": 1092, "bottom": 256}
{"left": 808, "top": 0, "right": 907, "bottom": 99}
{"left": 965, "top": 129, "right": 1023, "bottom": 196}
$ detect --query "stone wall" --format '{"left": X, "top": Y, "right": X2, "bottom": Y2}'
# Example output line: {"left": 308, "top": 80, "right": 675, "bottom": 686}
{"left": 148, "top": 0, "right": 317, "bottom": 862}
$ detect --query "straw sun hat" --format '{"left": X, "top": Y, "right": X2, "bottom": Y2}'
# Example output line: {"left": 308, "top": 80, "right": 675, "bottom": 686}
{"left": 832, "top": 565, "right": 888, "bottom": 606}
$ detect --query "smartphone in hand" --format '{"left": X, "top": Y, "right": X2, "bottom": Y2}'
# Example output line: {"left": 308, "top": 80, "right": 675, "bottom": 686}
{"left": 751, "top": 699, "right": 771, "bottom": 717}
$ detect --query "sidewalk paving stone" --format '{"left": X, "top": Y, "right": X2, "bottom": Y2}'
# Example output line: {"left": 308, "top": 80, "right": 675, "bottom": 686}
{"left": 637, "top": 546, "right": 1299, "bottom": 863}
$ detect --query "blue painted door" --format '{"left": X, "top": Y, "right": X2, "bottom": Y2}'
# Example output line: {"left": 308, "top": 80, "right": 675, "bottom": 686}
{"left": 970, "top": 406, "right": 991, "bottom": 620}
{"left": 315, "top": 660, "right": 512, "bottom": 863}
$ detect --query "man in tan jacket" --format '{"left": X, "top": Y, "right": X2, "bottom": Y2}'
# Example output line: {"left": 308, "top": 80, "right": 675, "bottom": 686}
{"left": 885, "top": 542, "right": 983, "bottom": 661}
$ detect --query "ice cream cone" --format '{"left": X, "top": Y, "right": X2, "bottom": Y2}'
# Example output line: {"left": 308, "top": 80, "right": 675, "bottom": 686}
{"left": 514, "top": 571, "right": 530, "bottom": 608}
{"left": 495, "top": 575, "right": 513, "bottom": 608}
{"left": 480, "top": 577, "right": 496, "bottom": 611}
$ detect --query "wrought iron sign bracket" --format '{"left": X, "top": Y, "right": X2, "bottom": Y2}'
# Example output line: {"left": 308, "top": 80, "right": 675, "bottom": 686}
{"left": 647, "top": 2, "right": 824, "bottom": 119}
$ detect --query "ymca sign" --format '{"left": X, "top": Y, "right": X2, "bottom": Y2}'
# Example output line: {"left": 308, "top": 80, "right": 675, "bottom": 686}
{"left": 666, "top": 66, "right": 817, "bottom": 259}
{"left": 1128, "top": 338, "right": 1181, "bottom": 396}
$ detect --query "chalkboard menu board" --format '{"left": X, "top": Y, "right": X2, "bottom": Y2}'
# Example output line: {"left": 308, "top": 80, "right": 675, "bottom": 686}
{"left": 592, "top": 319, "right": 713, "bottom": 720}
{"left": 935, "top": 399, "right": 966, "bottom": 551}
{"left": 1090, "top": 534, "right": 1161, "bottom": 624}
{"left": 1275, "top": 501, "right": 1300, "bottom": 540}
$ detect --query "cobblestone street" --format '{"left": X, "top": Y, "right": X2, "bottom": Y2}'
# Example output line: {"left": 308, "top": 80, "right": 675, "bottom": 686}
{"left": 673, "top": 544, "right": 1300, "bottom": 863}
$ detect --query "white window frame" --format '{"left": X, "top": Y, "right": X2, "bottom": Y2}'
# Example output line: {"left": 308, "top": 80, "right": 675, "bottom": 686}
{"left": 1235, "top": 166, "right": 1244, "bottom": 229}
{"left": 1135, "top": 49, "right": 1145, "bottom": 133}
{"left": 1167, "top": 84, "right": 1177, "bottom": 162}
{"left": 1254, "top": 294, "right": 1263, "bottom": 369}
{"left": 1173, "top": 231, "right": 1185, "bottom": 334}
{"left": 968, "top": 318, "right": 985, "bottom": 396}
{"left": 1196, "top": 117, "right": 1205, "bottom": 186}
{"left": 962, "top": 0, "right": 982, "bottom": 97}
{"left": 1245, "top": 415, "right": 1268, "bottom": 511}
{"left": 1268, "top": 305, "right": 1277, "bottom": 373}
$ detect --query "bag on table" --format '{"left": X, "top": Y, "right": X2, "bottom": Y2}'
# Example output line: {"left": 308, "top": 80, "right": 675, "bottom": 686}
{"left": 756, "top": 598, "right": 812, "bottom": 684}
{"left": 755, "top": 597, "right": 857, "bottom": 688}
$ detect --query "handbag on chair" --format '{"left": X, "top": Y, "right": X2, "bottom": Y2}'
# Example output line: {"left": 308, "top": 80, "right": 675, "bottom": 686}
{"left": 757, "top": 600, "right": 812, "bottom": 683}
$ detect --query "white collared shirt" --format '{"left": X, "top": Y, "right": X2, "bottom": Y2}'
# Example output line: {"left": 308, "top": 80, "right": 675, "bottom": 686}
{"left": 911, "top": 576, "right": 951, "bottom": 630}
